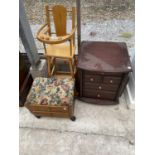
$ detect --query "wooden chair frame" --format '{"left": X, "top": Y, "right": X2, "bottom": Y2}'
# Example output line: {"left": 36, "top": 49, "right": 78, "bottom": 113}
{"left": 37, "top": 5, "right": 77, "bottom": 78}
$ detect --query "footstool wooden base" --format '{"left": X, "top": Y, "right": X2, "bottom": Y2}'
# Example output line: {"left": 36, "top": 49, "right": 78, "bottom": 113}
{"left": 25, "top": 103, "right": 75, "bottom": 121}
{"left": 25, "top": 77, "right": 76, "bottom": 121}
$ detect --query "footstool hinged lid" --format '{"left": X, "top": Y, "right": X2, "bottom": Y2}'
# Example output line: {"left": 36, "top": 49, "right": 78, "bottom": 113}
{"left": 25, "top": 77, "right": 75, "bottom": 106}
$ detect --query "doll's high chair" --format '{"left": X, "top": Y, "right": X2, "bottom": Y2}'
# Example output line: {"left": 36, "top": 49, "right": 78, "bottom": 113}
{"left": 37, "top": 5, "right": 77, "bottom": 78}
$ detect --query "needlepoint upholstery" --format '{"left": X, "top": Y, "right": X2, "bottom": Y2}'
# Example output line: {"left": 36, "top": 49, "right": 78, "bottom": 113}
{"left": 25, "top": 77, "right": 74, "bottom": 106}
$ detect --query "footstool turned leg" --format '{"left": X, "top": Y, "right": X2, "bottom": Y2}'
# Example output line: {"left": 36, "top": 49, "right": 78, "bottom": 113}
{"left": 70, "top": 116, "right": 76, "bottom": 121}
{"left": 35, "top": 116, "right": 41, "bottom": 119}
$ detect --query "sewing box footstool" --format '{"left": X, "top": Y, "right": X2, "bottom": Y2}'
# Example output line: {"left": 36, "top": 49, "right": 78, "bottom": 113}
{"left": 25, "top": 77, "right": 76, "bottom": 121}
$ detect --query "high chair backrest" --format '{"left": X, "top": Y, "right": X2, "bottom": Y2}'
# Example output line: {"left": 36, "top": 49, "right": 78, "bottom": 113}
{"left": 45, "top": 5, "right": 76, "bottom": 37}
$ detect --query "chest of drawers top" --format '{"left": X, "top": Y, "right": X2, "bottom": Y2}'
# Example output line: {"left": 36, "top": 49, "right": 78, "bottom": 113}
{"left": 77, "top": 41, "right": 132, "bottom": 73}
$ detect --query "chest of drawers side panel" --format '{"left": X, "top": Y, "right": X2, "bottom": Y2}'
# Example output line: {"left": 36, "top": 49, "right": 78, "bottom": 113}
{"left": 117, "top": 73, "right": 129, "bottom": 97}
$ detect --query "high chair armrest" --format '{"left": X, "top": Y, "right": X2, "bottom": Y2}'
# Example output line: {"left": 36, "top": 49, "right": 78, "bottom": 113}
{"left": 37, "top": 23, "right": 49, "bottom": 35}
{"left": 37, "top": 26, "right": 77, "bottom": 44}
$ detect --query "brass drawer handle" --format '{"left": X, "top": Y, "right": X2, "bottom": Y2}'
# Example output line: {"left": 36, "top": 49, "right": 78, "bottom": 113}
{"left": 98, "top": 86, "right": 102, "bottom": 90}
{"left": 97, "top": 94, "right": 101, "bottom": 98}
{"left": 90, "top": 78, "right": 94, "bottom": 82}
{"left": 110, "top": 80, "right": 113, "bottom": 83}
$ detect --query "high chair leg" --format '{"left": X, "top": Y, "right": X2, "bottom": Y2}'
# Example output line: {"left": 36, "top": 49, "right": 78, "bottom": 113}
{"left": 47, "top": 57, "right": 51, "bottom": 77}
{"left": 51, "top": 57, "right": 56, "bottom": 76}
{"left": 69, "top": 59, "right": 74, "bottom": 78}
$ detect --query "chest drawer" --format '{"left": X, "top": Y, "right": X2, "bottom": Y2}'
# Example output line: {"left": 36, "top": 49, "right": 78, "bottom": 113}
{"left": 83, "top": 74, "right": 102, "bottom": 83}
{"left": 83, "top": 83, "right": 119, "bottom": 91}
{"left": 83, "top": 89, "right": 116, "bottom": 100}
{"left": 103, "top": 76, "right": 121, "bottom": 85}
{"left": 83, "top": 72, "right": 122, "bottom": 84}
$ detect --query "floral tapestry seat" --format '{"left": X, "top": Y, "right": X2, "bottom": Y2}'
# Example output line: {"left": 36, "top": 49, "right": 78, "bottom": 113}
{"left": 25, "top": 77, "right": 76, "bottom": 121}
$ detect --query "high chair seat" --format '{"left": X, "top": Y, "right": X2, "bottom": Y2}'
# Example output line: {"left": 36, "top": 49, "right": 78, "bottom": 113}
{"left": 46, "top": 43, "right": 75, "bottom": 58}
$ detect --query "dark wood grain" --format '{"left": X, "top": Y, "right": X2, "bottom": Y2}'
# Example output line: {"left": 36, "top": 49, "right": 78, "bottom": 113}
{"left": 78, "top": 41, "right": 132, "bottom": 73}
{"left": 83, "top": 89, "right": 116, "bottom": 100}
{"left": 83, "top": 82, "right": 119, "bottom": 91}
{"left": 76, "top": 41, "right": 132, "bottom": 105}
{"left": 78, "top": 97, "right": 119, "bottom": 105}
{"left": 19, "top": 53, "right": 33, "bottom": 107}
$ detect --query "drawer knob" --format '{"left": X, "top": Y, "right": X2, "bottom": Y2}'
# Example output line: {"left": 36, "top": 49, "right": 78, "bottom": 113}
{"left": 97, "top": 94, "right": 101, "bottom": 98}
{"left": 90, "top": 78, "right": 94, "bottom": 82}
{"left": 63, "top": 107, "right": 67, "bottom": 111}
{"left": 110, "top": 80, "right": 113, "bottom": 83}
{"left": 98, "top": 86, "right": 102, "bottom": 90}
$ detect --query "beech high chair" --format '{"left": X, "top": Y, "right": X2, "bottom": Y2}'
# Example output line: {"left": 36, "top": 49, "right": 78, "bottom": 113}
{"left": 37, "top": 5, "right": 77, "bottom": 78}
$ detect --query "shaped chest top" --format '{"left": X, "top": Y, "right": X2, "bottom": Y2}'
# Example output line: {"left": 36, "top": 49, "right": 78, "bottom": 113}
{"left": 78, "top": 41, "right": 132, "bottom": 73}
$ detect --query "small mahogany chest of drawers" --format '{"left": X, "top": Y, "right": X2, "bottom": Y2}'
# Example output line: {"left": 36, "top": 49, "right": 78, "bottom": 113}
{"left": 76, "top": 41, "right": 132, "bottom": 105}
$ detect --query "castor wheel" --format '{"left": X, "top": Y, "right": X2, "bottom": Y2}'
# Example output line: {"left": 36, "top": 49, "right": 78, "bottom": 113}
{"left": 70, "top": 116, "right": 76, "bottom": 121}
{"left": 35, "top": 116, "right": 41, "bottom": 119}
